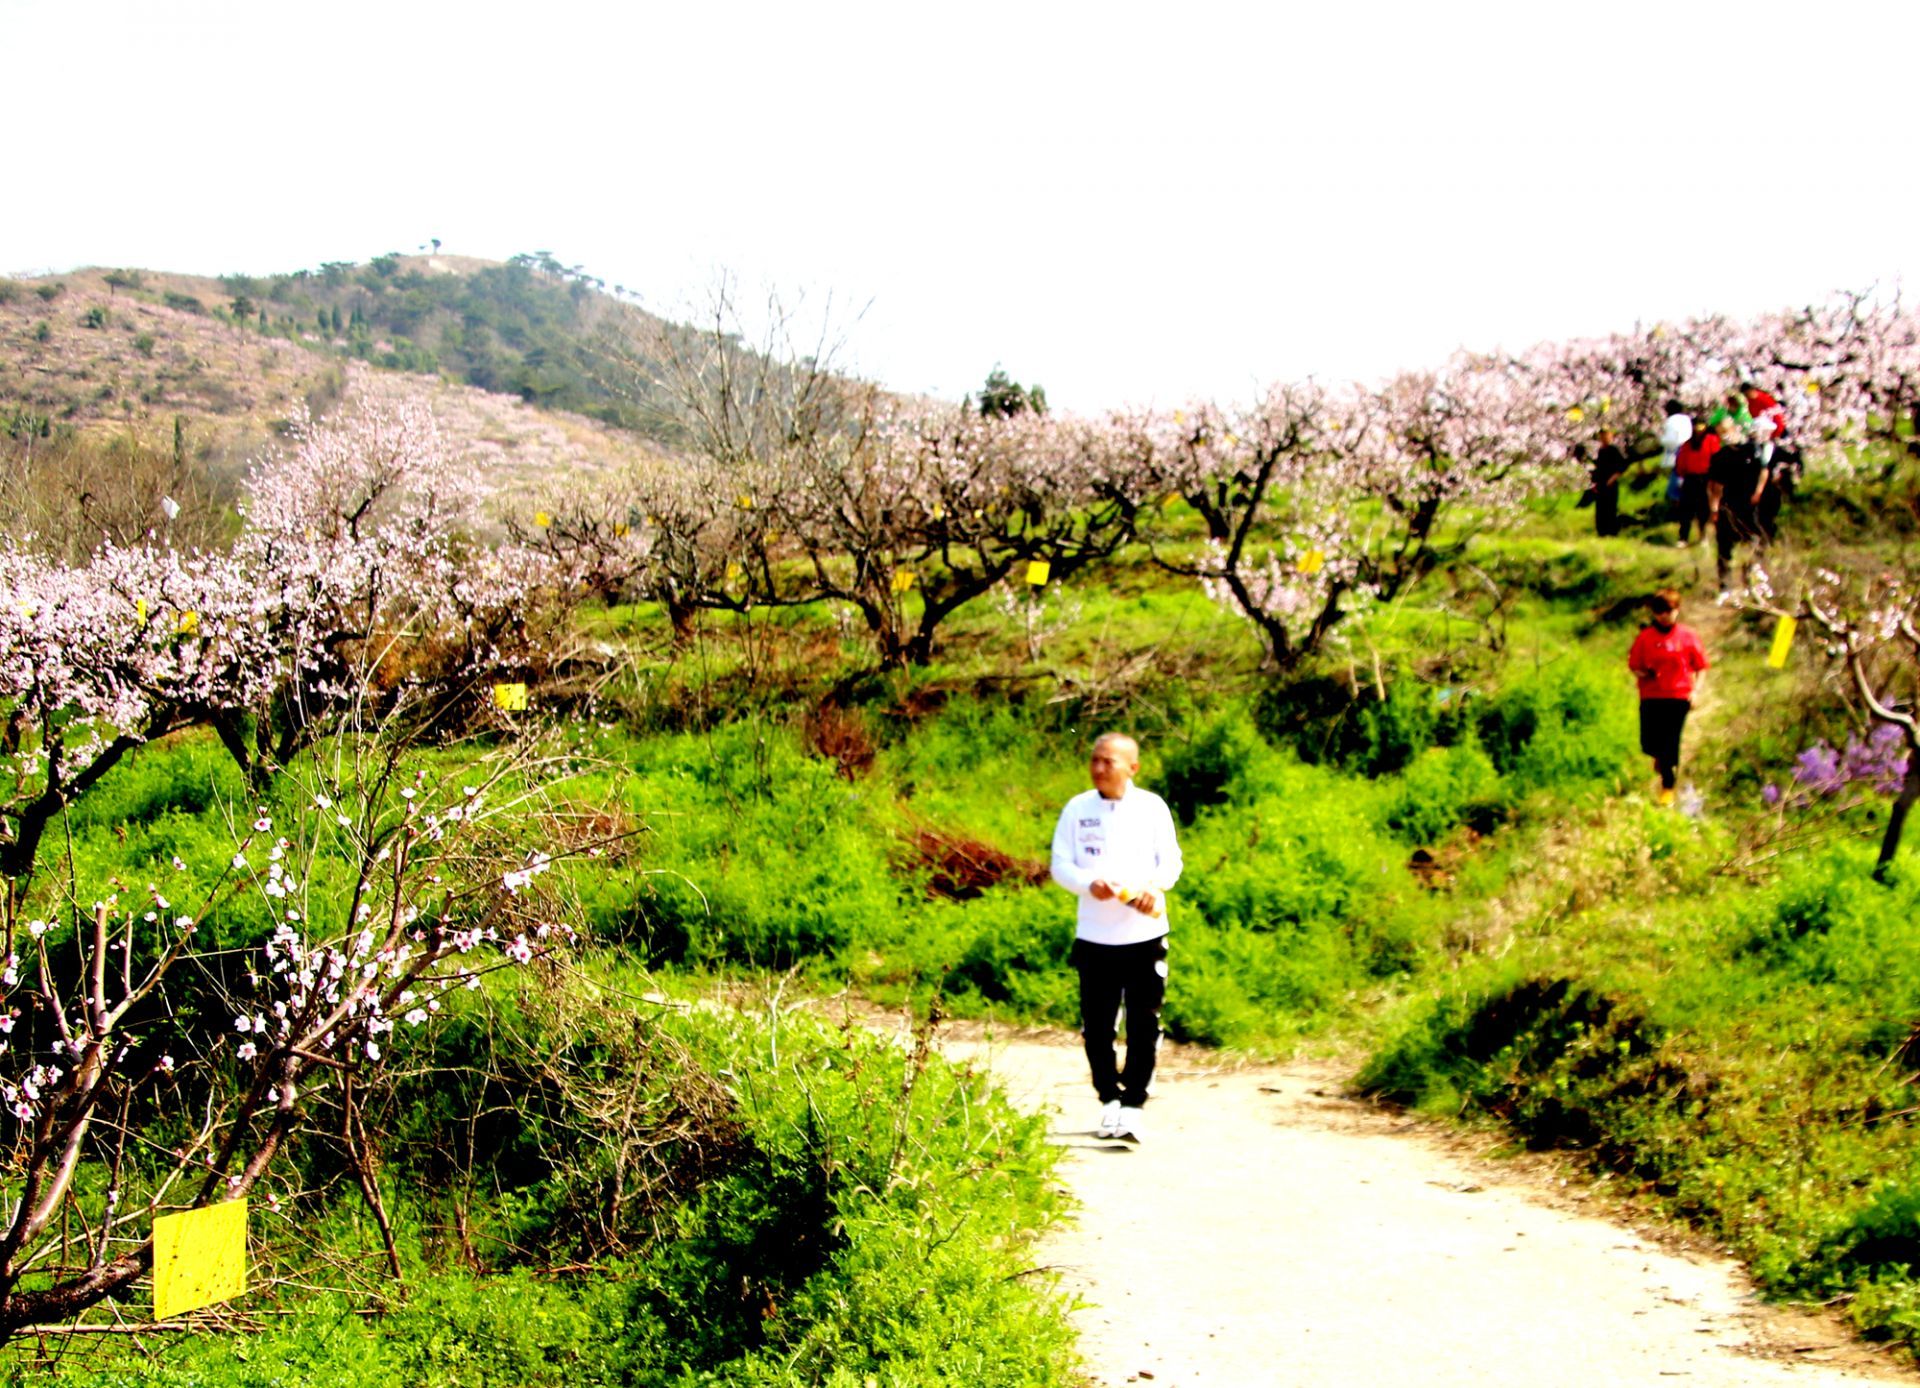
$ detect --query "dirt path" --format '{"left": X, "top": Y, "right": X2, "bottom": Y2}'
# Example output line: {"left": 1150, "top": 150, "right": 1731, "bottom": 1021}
{"left": 931, "top": 1024, "right": 1912, "bottom": 1388}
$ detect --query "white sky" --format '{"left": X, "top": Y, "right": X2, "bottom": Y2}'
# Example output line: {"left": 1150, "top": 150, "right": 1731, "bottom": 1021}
{"left": 6, "top": 0, "right": 1916, "bottom": 412}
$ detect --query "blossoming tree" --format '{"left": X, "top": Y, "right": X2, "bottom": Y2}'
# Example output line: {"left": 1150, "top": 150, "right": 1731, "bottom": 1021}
{"left": 0, "top": 727, "right": 574, "bottom": 1342}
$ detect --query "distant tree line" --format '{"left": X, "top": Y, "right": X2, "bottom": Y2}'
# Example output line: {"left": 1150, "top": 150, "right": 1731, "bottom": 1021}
{"left": 210, "top": 253, "right": 671, "bottom": 438}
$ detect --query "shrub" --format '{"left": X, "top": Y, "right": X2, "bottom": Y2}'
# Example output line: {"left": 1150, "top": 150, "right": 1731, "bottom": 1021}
{"left": 1359, "top": 972, "right": 1684, "bottom": 1149}
{"left": 1256, "top": 665, "right": 1471, "bottom": 777}
{"left": 1386, "top": 742, "right": 1504, "bottom": 844}
{"left": 1474, "top": 654, "right": 1629, "bottom": 795}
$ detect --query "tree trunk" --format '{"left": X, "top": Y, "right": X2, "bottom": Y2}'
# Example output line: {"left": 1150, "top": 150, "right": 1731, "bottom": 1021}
{"left": 667, "top": 598, "right": 698, "bottom": 652}
{"left": 1875, "top": 752, "right": 1920, "bottom": 882}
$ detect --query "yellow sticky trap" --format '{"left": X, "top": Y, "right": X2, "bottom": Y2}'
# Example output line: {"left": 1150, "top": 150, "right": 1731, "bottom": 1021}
{"left": 725, "top": 561, "right": 743, "bottom": 583}
{"left": 135, "top": 598, "right": 148, "bottom": 624}
{"left": 891, "top": 570, "right": 916, "bottom": 593}
{"left": 177, "top": 611, "right": 199, "bottom": 636}
{"left": 735, "top": 494, "right": 754, "bottom": 510}
{"left": 1025, "top": 560, "right": 1051, "bottom": 586}
{"left": 492, "top": 683, "right": 528, "bottom": 711}
{"left": 613, "top": 523, "right": 629, "bottom": 537}
{"left": 1565, "top": 406, "right": 1584, "bottom": 422}
{"left": 1297, "top": 549, "right": 1325, "bottom": 575}
{"left": 1805, "top": 381, "right": 1820, "bottom": 393}
{"left": 930, "top": 504, "right": 945, "bottom": 520}
{"left": 1600, "top": 395, "right": 1611, "bottom": 413}
{"left": 533, "top": 512, "right": 551, "bottom": 529}
{"left": 1767, "top": 615, "right": 1796, "bottom": 670}
{"left": 153, "top": 1199, "right": 247, "bottom": 1321}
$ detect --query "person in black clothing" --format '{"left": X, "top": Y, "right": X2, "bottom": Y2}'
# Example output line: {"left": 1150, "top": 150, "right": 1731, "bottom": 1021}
{"left": 1758, "top": 443, "right": 1799, "bottom": 539}
{"left": 1590, "top": 428, "right": 1629, "bottom": 537}
{"left": 1707, "top": 422, "right": 1772, "bottom": 593}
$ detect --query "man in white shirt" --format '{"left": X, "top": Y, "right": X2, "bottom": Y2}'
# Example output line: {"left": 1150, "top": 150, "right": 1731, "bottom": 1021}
{"left": 1659, "top": 399, "right": 1693, "bottom": 473}
{"left": 1050, "top": 732, "right": 1184, "bottom": 1142}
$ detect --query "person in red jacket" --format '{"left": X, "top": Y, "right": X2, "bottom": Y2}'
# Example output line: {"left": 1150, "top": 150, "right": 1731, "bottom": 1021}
{"left": 1627, "top": 588, "right": 1710, "bottom": 806}
{"left": 1671, "top": 420, "right": 1720, "bottom": 546}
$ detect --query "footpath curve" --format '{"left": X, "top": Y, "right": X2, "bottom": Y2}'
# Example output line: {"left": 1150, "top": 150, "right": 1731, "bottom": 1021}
{"left": 933, "top": 1024, "right": 1912, "bottom": 1388}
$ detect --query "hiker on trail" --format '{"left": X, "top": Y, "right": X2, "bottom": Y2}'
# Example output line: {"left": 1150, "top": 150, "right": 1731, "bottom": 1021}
{"left": 1658, "top": 399, "right": 1692, "bottom": 474}
{"left": 1706, "top": 391, "right": 1752, "bottom": 433}
{"left": 1743, "top": 381, "right": 1787, "bottom": 471}
{"left": 1707, "top": 419, "right": 1773, "bottom": 596}
{"left": 1628, "top": 589, "right": 1709, "bottom": 808}
{"left": 1050, "top": 732, "right": 1183, "bottom": 1144}
{"left": 1672, "top": 419, "right": 1720, "bottom": 546}
{"left": 1589, "top": 428, "right": 1629, "bottom": 537}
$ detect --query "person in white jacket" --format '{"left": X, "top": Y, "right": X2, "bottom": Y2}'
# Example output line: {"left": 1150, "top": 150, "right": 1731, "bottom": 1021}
{"left": 1658, "top": 399, "right": 1692, "bottom": 473}
{"left": 1050, "top": 732, "right": 1184, "bottom": 1142}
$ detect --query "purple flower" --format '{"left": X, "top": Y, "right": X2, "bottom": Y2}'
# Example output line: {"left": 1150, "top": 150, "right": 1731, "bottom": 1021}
{"left": 1792, "top": 743, "right": 1845, "bottom": 796}
{"left": 1761, "top": 783, "right": 1782, "bottom": 806}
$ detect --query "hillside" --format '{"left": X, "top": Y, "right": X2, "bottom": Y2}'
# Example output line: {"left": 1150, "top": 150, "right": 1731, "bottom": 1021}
{"left": 0, "top": 258, "right": 674, "bottom": 527}
{"left": 0, "top": 251, "right": 687, "bottom": 431}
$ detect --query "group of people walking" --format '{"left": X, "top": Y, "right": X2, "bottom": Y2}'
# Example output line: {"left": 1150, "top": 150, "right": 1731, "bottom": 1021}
{"left": 1586, "top": 384, "right": 1799, "bottom": 593}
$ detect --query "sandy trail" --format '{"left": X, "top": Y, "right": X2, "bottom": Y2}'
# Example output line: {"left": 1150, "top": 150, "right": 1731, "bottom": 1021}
{"left": 933, "top": 1026, "right": 1911, "bottom": 1388}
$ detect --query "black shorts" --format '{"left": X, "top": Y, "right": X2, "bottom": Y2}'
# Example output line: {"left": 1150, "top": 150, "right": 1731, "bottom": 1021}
{"left": 1639, "top": 698, "right": 1691, "bottom": 764}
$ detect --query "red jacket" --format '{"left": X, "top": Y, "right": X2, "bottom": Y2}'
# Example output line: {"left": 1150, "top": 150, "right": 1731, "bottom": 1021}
{"left": 1674, "top": 434, "right": 1720, "bottom": 477}
{"left": 1629, "top": 623, "right": 1709, "bottom": 701}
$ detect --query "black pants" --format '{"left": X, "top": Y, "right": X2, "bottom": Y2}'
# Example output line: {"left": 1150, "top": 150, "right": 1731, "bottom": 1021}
{"left": 1639, "top": 698, "right": 1691, "bottom": 789}
{"left": 1715, "top": 501, "right": 1763, "bottom": 587}
{"left": 1594, "top": 483, "right": 1620, "bottom": 537}
{"left": 1676, "top": 474, "right": 1710, "bottom": 541}
{"left": 1074, "top": 935, "right": 1168, "bottom": 1108}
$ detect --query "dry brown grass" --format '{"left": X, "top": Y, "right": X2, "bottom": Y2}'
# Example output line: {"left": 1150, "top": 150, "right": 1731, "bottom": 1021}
{"left": 0, "top": 266, "right": 668, "bottom": 532}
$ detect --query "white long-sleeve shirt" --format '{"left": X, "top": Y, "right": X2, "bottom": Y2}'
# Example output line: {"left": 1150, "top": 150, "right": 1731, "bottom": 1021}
{"left": 1659, "top": 413, "right": 1692, "bottom": 456}
{"left": 1050, "top": 784, "right": 1184, "bottom": 946}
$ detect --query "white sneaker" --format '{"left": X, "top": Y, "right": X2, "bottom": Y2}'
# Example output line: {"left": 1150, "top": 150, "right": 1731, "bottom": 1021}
{"left": 1116, "top": 1106, "right": 1144, "bottom": 1143}
{"left": 1096, "top": 1100, "right": 1122, "bottom": 1138}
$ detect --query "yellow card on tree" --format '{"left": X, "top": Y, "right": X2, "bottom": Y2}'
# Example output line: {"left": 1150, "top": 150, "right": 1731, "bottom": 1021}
{"left": 891, "top": 569, "right": 916, "bottom": 593}
{"left": 1025, "top": 560, "right": 1051, "bottom": 586}
{"left": 492, "top": 683, "right": 529, "bottom": 711}
{"left": 533, "top": 512, "right": 552, "bottom": 529}
{"left": 153, "top": 1199, "right": 247, "bottom": 1321}
{"left": 1767, "top": 615, "right": 1796, "bottom": 669}
{"left": 1297, "top": 549, "right": 1325, "bottom": 575}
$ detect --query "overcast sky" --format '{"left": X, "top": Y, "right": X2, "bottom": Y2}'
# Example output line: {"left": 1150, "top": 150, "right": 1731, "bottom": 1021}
{"left": 6, "top": 0, "right": 1916, "bottom": 412}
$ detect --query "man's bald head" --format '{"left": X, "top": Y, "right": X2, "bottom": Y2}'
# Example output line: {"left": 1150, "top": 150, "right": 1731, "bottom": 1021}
{"left": 1089, "top": 733, "right": 1140, "bottom": 798}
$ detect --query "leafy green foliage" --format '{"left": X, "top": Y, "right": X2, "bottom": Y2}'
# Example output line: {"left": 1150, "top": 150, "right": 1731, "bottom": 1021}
{"left": 38, "top": 1002, "right": 1072, "bottom": 1387}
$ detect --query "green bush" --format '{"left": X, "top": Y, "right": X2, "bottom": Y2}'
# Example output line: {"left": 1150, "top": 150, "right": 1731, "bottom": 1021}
{"left": 1474, "top": 654, "right": 1630, "bottom": 795}
{"left": 1385, "top": 742, "right": 1503, "bottom": 844}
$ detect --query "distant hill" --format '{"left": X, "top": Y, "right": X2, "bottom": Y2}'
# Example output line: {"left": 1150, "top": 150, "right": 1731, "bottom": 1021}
{"left": 0, "top": 255, "right": 680, "bottom": 511}
{"left": 199, "top": 250, "right": 675, "bottom": 429}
